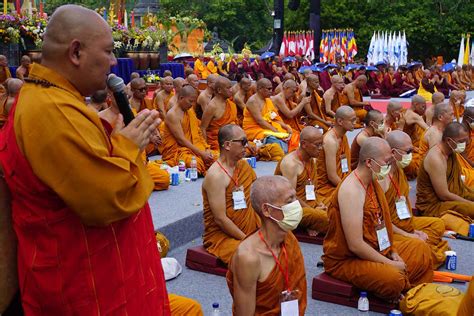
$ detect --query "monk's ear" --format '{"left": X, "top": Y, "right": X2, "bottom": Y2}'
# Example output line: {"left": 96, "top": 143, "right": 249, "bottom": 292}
{"left": 69, "top": 40, "right": 82, "bottom": 67}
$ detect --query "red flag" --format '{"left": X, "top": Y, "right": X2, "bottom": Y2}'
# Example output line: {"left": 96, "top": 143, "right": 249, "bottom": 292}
{"left": 39, "top": 0, "right": 44, "bottom": 17}
{"left": 16, "top": 0, "right": 21, "bottom": 15}
{"left": 131, "top": 10, "right": 135, "bottom": 27}
{"left": 118, "top": 9, "right": 122, "bottom": 25}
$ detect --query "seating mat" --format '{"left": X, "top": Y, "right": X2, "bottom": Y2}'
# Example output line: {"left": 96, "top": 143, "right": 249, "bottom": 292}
{"left": 185, "top": 245, "right": 228, "bottom": 277}
{"left": 293, "top": 228, "right": 325, "bottom": 245}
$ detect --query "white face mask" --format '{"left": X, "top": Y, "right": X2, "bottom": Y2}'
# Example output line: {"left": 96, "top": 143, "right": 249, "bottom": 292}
{"left": 267, "top": 200, "right": 303, "bottom": 232}
{"left": 370, "top": 160, "right": 391, "bottom": 180}
{"left": 396, "top": 152, "right": 413, "bottom": 169}
{"left": 372, "top": 122, "right": 385, "bottom": 134}
{"left": 470, "top": 122, "right": 474, "bottom": 129}
{"left": 449, "top": 138, "right": 466, "bottom": 154}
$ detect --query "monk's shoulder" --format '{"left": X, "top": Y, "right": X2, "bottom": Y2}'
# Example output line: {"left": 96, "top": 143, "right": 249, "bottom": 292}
{"left": 203, "top": 163, "right": 229, "bottom": 188}
{"left": 233, "top": 237, "right": 261, "bottom": 269}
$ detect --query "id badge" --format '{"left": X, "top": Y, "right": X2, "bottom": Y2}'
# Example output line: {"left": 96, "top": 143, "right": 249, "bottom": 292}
{"left": 340, "top": 155, "right": 349, "bottom": 173}
{"left": 270, "top": 111, "right": 278, "bottom": 120}
{"left": 280, "top": 290, "right": 300, "bottom": 316}
{"left": 395, "top": 196, "right": 411, "bottom": 220}
{"left": 305, "top": 183, "right": 316, "bottom": 201}
{"left": 232, "top": 187, "right": 247, "bottom": 210}
{"left": 376, "top": 221, "right": 390, "bottom": 252}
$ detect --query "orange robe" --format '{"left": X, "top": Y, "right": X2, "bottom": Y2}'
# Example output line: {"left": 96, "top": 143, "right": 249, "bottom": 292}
{"left": 0, "top": 95, "right": 8, "bottom": 127}
{"left": 321, "top": 91, "right": 342, "bottom": 119}
{"left": 316, "top": 132, "right": 351, "bottom": 205}
{"left": 275, "top": 157, "right": 329, "bottom": 234}
{"left": 467, "top": 129, "right": 474, "bottom": 163}
{"left": 146, "top": 161, "right": 170, "bottom": 191}
{"left": 207, "top": 60, "right": 218, "bottom": 75}
{"left": 161, "top": 109, "right": 218, "bottom": 175}
{"left": 226, "top": 232, "right": 307, "bottom": 315}
{"left": 416, "top": 153, "right": 474, "bottom": 235}
{"left": 305, "top": 91, "right": 329, "bottom": 132}
{"left": 350, "top": 129, "right": 369, "bottom": 170}
{"left": 452, "top": 100, "right": 464, "bottom": 122}
{"left": 203, "top": 160, "right": 260, "bottom": 264}
{"left": 323, "top": 181, "right": 433, "bottom": 300}
{"left": 418, "top": 129, "right": 430, "bottom": 160}
{"left": 0, "top": 66, "right": 11, "bottom": 84}
{"left": 168, "top": 294, "right": 203, "bottom": 316}
{"left": 256, "top": 143, "right": 285, "bottom": 162}
{"left": 457, "top": 277, "right": 474, "bottom": 316}
{"left": 206, "top": 99, "right": 238, "bottom": 151}
{"left": 402, "top": 120, "right": 425, "bottom": 179}
{"left": 280, "top": 99, "right": 304, "bottom": 134}
{"left": 194, "top": 59, "right": 209, "bottom": 79}
{"left": 385, "top": 166, "right": 449, "bottom": 268}
{"left": 242, "top": 98, "right": 287, "bottom": 141}
{"left": 457, "top": 154, "right": 474, "bottom": 187}
{"left": 340, "top": 87, "right": 367, "bottom": 124}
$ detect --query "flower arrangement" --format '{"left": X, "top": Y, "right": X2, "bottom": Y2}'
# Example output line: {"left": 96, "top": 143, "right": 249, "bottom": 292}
{"left": 0, "top": 14, "right": 21, "bottom": 44}
{"left": 143, "top": 71, "right": 160, "bottom": 83}
{"left": 19, "top": 15, "right": 47, "bottom": 48}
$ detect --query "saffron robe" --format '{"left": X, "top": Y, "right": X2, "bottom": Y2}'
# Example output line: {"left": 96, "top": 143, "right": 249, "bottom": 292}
{"left": 307, "top": 90, "right": 331, "bottom": 132}
{"left": 242, "top": 98, "right": 287, "bottom": 141}
{"left": 206, "top": 99, "right": 238, "bottom": 151}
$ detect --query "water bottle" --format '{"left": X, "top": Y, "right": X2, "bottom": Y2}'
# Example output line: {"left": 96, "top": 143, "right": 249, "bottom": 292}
{"left": 178, "top": 160, "right": 186, "bottom": 184}
{"left": 190, "top": 156, "right": 198, "bottom": 181}
{"left": 358, "top": 291, "right": 369, "bottom": 313}
{"left": 212, "top": 302, "right": 220, "bottom": 315}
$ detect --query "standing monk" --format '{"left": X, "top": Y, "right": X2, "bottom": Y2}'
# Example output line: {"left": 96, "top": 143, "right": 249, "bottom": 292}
{"left": 154, "top": 76, "right": 175, "bottom": 119}
{"left": 323, "top": 137, "right": 433, "bottom": 301}
{"left": 275, "top": 127, "right": 329, "bottom": 235}
{"left": 227, "top": 176, "right": 307, "bottom": 315}
{"left": 317, "top": 106, "right": 356, "bottom": 205}
{"left": 425, "top": 91, "right": 445, "bottom": 126}
{"left": 200, "top": 76, "right": 237, "bottom": 150}
{"left": 202, "top": 125, "right": 260, "bottom": 264}
{"left": 161, "top": 85, "right": 217, "bottom": 174}
{"left": 416, "top": 122, "right": 474, "bottom": 235}
{"left": 341, "top": 75, "right": 372, "bottom": 125}
{"left": 195, "top": 73, "right": 217, "bottom": 120}
{"left": 15, "top": 55, "right": 31, "bottom": 81}
{"left": 381, "top": 131, "right": 450, "bottom": 269}
{"left": 0, "top": 55, "right": 11, "bottom": 87}
{"left": 323, "top": 75, "right": 345, "bottom": 119}
{"left": 0, "top": 5, "right": 170, "bottom": 314}
{"left": 305, "top": 74, "right": 333, "bottom": 131}
{"left": 350, "top": 110, "right": 385, "bottom": 169}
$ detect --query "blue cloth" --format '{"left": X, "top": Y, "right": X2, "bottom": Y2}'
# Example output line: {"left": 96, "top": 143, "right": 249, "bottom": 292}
{"left": 111, "top": 58, "right": 135, "bottom": 84}
{"left": 160, "top": 63, "right": 185, "bottom": 78}
{"left": 8, "top": 66, "right": 17, "bottom": 78}
{"left": 263, "top": 136, "right": 288, "bottom": 154}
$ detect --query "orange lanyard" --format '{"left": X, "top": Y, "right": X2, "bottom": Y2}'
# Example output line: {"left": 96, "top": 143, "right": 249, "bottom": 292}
{"left": 216, "top": 160, "right": 239, "bottom": 187}
{"left": 258, "top": 231, "right": 290, "bottom": 292}
{"left": 354, "top": 171, "right": 382, "bottom": 223}
{"left": 296, "top": 150, "right": 313, "bottom": 182}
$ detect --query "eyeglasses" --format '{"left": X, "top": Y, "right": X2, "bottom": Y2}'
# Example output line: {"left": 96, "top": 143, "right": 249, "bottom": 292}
{"left": 230, "top": 138, "right": 248, "bottom": 146}
{"left": 394, "top": 147, "right": 413, "bottom": 155}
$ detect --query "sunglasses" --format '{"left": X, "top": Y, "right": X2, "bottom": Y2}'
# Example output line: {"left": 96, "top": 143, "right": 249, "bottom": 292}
{"left": 230, "top": 138, "right": 248, "bottom": 146}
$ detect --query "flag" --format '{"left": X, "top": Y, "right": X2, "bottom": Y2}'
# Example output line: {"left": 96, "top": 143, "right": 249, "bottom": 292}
{"left": 124, "top": 9, "right": 128, "bottom": 28}
{"left": 131, "top": 10, "right": 135, "bottom": 27}
{"left": 323, "top": 33, "right": 329, "bottom": 62}
{"left": 289, "top": 32, "right": 296, "bottom": 55}
{"left": 351, "top": 31, "right": 358, "bottom": 59}
{"left": 280, "top": 32, "right": 286, "bottom": 56}
{"left": 463, "top": 34, "right": 470, "bottom": 65}
{"left": 471, "top": 40, "right": 474, "bottom": 65}
{"left": 394, "top": 32, "right": 401, "bottom": 67}
{"left": 341, "top": 31, "right": 347, "bottom": 62}
{"left": 307, "top": 31, "right": 314, "bottom": 61}
{"left": 457, "top": 35, "right": 465, "bottom": 67}
{"left": 319, "top": 32, "right": 325, "bottom": 61}
{"left": 367, "top": 32, "right": 375, "bottom": 64}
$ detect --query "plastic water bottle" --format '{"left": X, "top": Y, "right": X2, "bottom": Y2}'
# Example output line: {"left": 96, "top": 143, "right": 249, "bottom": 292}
{"left": 178, "top": 160, "right": 186, "bottom": 184}
{"left": 358, "top": 291, "right": 369, "bottom": 313}
{"left": 212, "top": 302, "right": 220, "bottom": 315}
{"left": 190, "top": 156, "right": 198, "bottom": 181}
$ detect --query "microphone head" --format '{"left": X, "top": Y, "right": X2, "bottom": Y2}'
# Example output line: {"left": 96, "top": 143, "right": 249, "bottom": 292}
{"left": 107, "top": 74, "right": 125, "bottom": 92}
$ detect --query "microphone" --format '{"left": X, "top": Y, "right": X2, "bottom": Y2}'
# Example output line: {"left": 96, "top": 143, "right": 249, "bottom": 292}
{"left": 106, "top": 74, "right": 135, "bottom": 125}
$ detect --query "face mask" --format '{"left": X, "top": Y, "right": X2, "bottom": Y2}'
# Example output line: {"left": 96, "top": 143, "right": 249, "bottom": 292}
{"left": 470, "top": 122, "right": 474, "bottom": 129}
{"left": 396, "top": 152, "right": 412, "bottom": 169}
{"left": 373, "top": 123, "right": 385, "bottom": 134}
{"left": 267, "top": 200, "right": 303, "bottom": 232}
{"left": 371, "top": 160, "right": 391, "bottom": 180}
{"left": 449, "top": 138, "right": 466, "bottom": 154}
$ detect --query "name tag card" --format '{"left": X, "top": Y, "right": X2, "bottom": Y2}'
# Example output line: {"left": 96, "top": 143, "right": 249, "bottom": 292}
{"left": 376, "top": 222, "right": 390, "bottom": 252}
{"left": 281, "top": 300, "right": 299, "bottom": 316}
{"left": 305, "top": 184, "right": 316, "bottom": 201}
{"left": 232, "top": 187, "right": 247, "bottom": 210}
{"left": 341, "top": 157, "right": 349, "bottom": 173}
{"left": 395, "top": 196, "right": 411, "bottom": 220}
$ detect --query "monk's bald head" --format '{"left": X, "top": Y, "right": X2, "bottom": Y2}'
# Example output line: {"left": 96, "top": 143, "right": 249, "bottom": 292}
{"left": 218, "top": 124, "right": 242, "bottom": 149}
{"left": 359, "top": 137, "right": 391, "bottom": 165}
{"left": 387, "top": 100, "right": 403, "bottom": 112}
{"left": 355, "top": 74, "right": 367, "bottom": 83}
{"left": 20, "top": 55, "right": 31, "bottom": 66}
{"left": 173, "top": 77, "right": 184, "bottom": 91}
{"left": 250, "top": 176, "right": 293, "bottom": 217}
{"left": 130, "top": 72, "right": 140, "bottom": 80}
{"left": 363, "top": 109, "right": 383, "bottom": 126}
{"left": 130, "top": 78, "right": 145, "bottom": 89}
{"left": 283, "top": 79, "right": 297, "bottom": 89}
{"left": 162, "top": 76, "right": 173, "bottom": 85}
{"left": 257, "top": 78, "right": 272, "bottom": 90}
{"left": 283, "top": 73, "right": 294, "bottom": 81}
{"left": 300, "top": 126, "right": 323, "bottom": 142}
{"left": 432, "top": 92, "right": 445, "bottom": 105}
{"left": 207, "top": 73, "right": 218, "bottom": 85}
{"left": 411, "top": 94, "right": 426, "bottom": 108}
{"left": 463, "top": 107, "right": 474, "bottom": 122}
{"left": 0, "top": 55, "right": 6, "bottom": 67}
{"left": 178, "top": 84, "right": 198, "bottom": 98}
{"left": 386, "top": 130, "right": 412, "bottom": 150}
{"left": 6, "top": 78, "right": 23, "bottom": 97}
{"left": 91, "top": 89, "right": 108, "bottom": 103}
{"left": 450, "top": 90, "right": 463, "bottom": 101}
{"left": 239, "top": 77, "right": 251, "bottom": 86}
{"left": 433, "top": 102, "right": 453, "bottom": 123}
{"left": 335, "top": 105, "right": 355, "bottom": 120}
{"left": 214, "top": 76, "right": 232, "bottom": 97}
{"left": 442, "top": 122, "right": 468, "bottom": 143}
{"left": 331, "top": 75, "right": 343, "bottom": 85}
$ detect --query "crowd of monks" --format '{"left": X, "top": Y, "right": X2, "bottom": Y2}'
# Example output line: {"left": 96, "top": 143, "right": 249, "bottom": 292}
{"left": 0, "top": 5, "right": 474, "bottom": 314}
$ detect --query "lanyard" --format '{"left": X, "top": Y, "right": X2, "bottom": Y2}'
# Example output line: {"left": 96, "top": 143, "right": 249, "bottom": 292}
{"left": 296, "top": 149, "right": 313, "bottom": 182}
{"left": 353, "top": 171, "right": 382, "bottom": 223}
{"left": 258, "top": 231, "right": 290, "bottom": 292}
{"left": 388, "top": 173, "right": 401, "bottom": 198}
{"left": 216, "top": 160, "right": 239, "bottom": 187}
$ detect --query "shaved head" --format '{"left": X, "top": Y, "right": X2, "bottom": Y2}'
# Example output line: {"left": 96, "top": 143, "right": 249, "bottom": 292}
{"left": 387, "top": 100, "right": 403, "bottom": 112}
{"left": 239, "top": 77, "right": 251, "bottom": 87}
{"left": 433, "top": 102, "right": 451, "bottom": 121}
{"left": 173, "top": 77, "right": 184, "bottom": 91}
{"left": 300, "top": 126, "right": 323, "bottom": 142}
{"left": 130, "top": 72, "right": 140, "bottom": 80}
{"left": 355, "top": 74, "right": 367, "bottom": 84}
{"left": 20, "top": 55, "right": 31, "bottom": 65}
{"left": 450, "top": 90, "right": 463, "bottom": 101}
{"left": 130, "top": 78, "right": 145, "bottom": 89}
{"left": 178, "top": 84, "right": 198, "bottom": 98}
{"left": 283, "top": 73, "right": 294, "bottom": 81}
{"left": 432, "top": 92, "right": 445, "bottom": 105}
{"left": 282, "top": 79, "right": 297, "bottom": 89}
{"left": 411, "top": 94, "right": 426, "bottom": 106}
{"left": 331, "top": 75, "right": 343, "bottom": 84}
{"left": 6, "top": 78, "right": 23, "bottom": 96}
{"left": 464, "top": 107, "right": 474, "bottom": 120}
{"left": 359, "top": 137, "right": 391, "bottom": 164}
{"left": 250, "top": 176, "right": 292, "bottom": 216}
{"left": 363, "top": 109, "right": 383, "bottom": 126}
{"left": 442, "top": 122, "right": 468, "bottom": 142}
{"left": 207, "top": 73, "right": 218, "bottom": 85}
{"left": 218, "top": 124, "right": 240, "bottom": 148}
{"left": 335, "top": 105, "right": 355, "bottom": 120}
{"left": 257, "top": 78, "right": 272, "bottom": 90}
{"left": 386, "top": 130, "right": 412, "bottom": 149}
{"left": 214, "top": 76, "right": 232, "bottom": 98}
{"left": 162, "top": 76, "right": 173, "bottom": 85}
{"left": 91, "top": 89, "right": 108, "bottom": 103}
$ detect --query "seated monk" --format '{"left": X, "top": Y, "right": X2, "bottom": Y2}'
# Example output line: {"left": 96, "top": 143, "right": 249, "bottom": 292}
{"left": 462, "top": 107, "right": 474, "bottom": 165}
{"left": 450, "top": 90, "right": 465, "bottom": 123}
{"left": 380, "top": 131, "right": 450, "bottom": 269}
{"left": 154, "top": 76, "right": 175, "bottom": 119}
{"left": 0, "top": 79, "right": 23, "bottom": 128}
{"left": 416, "top": 122, "right": 474, "bottom": 235}
{"left": 129, "top": 78, "right": 153, "bottom": 112}
{"left": 273, "top": 73, "right": 294, "bottom": 95}
{"left": 304, "top": 74, "right": 333, "bottom": 131}
{"left": 341, "top": 75, "right": 373, "bottom": 126}
{"left": 124, "top": 72, "right": 139, "bottom": 98}
{"left": 419, "top": 102, "right": 455, "bottom": 160}
{"left": 194, "top": 55, "right": 209, "bottom": 79}
{"left": 167, "top": 77, "right": 185, "bottom": 110}
{"left": 15, "top": 55, "right": 31, "bottom": 82}
{"left": 317, "top": 106, "right": 355, "bottom": 205}
{"left": 274, "top": 126, "right": 329, "bottom": 235}
{"left": 233, "top": 77, "right": 256, "bottom": 125}
{"left": 381, "top": 66, "right": 402, "bottom": 97}
{"left": 243, "top": 78, "right": 292, "bottom": 154}
{"left": 270, "top": 79, "right": 311, "bottom": 142}
{"left": 202, "top": 124, "right": 260, "bottom": 264}
{"left": 323, "top": 137, "right": 433, "bottom": 301}
{"left": 161, "top": 85, "right": 218, "bottom": 174}
{"left": 195, "top": 74, "right": 217, "bottom": 120}
{"left": 207, "top": 56, "right": 218, "bottom": 75}
{"left": 350, "top": 110, "right": 386, "bottom": 169}
{"left": 386, "top": 96, "right": 429, "bottom": 179}
{"left": 425, "top": 92, "right": 445, "bottom": 126}
{"left": 227, "top": 176, "right": 307, "bottom": 315}
{"left": 322, "top": 75, "right": 345, "bottom": 119}
{"left": 201, "top": 77, "right": 238, "bottom": 151}
{"left": 0, "top": 55, "right": 11, "bottom": 86}
{"left": 87, "top": 89, "right": 109, "bottom": 112}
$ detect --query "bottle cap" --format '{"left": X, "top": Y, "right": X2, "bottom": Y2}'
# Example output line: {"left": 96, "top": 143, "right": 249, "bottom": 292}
{"left": 212, "top": 302, "right": 219, "bottom": 308}
{"left": 360, "top": 291, "right": 367, "bottom": 297}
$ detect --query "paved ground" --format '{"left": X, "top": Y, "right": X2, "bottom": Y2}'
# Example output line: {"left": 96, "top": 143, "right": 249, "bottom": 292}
{"left": 148, "top": 128, "right": 474, "bottom": 315}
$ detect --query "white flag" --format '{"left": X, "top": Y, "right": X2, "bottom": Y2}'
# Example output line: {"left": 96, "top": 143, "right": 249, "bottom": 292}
{"left": 367, "top": 32, "right": 376, "bottom": 64}
{"left": 457, "top": 35, "right": 465, "bottom": 67}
